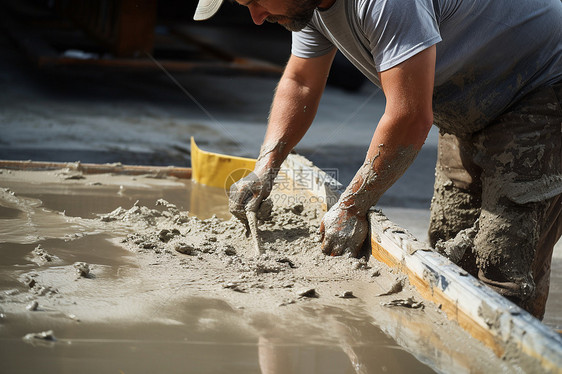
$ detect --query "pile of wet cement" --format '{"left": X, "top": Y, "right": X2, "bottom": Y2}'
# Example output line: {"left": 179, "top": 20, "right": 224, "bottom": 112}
{"left": 103, "top": 198, "right": 390, "bottom": 306}
{"left": 0, "top": 179, "right": 414, "bottom": 327}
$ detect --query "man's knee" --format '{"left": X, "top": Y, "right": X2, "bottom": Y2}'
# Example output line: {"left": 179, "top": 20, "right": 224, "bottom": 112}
{"left": 474, "top": 197, "right": 556, "bottom": 319}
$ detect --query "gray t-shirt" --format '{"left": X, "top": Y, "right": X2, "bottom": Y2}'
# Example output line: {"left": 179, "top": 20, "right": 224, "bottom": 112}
{"left": 292, "top": 0, "right": 562, "bottom": 135}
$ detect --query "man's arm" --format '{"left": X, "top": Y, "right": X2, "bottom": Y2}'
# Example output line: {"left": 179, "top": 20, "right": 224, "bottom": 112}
{"left": 229, "top": 49, "right": 336, "bottom": 221}
{"left": 321, "top": 45, "right": 436, "bottom": 256}
{"left": 257, "top": 49, "right": 337, "bottom": 171}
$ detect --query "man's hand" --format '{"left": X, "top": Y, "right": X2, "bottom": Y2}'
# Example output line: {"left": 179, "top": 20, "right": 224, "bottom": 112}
{"left": 320, "top": 204, "right": 369, "bottom": 257}
{"left": 229, "top": 169, "right": 275, "bottom": 233}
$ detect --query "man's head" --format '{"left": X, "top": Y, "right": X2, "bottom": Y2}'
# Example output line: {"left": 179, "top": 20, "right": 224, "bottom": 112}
{"left": 194, "top": 0, "right": 322, "bottom": 32}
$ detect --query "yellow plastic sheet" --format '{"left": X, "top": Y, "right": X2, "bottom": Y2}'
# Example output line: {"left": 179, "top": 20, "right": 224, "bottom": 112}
{"left": 190, "top": 137, "right": 256, "bottom": 190}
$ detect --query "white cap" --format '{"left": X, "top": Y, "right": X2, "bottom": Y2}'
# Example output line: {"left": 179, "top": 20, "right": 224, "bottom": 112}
{"left": 193, "top": 0, "right": 225, "bottom": 20}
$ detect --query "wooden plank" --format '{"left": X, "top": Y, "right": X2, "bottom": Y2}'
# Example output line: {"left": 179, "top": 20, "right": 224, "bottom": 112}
{"left": 170, "top": 26, "right": 235, "bottom": 63}
{"left": 33, "top": 54, "right": 284, "bottom": 75}
{"left": 369, "top": 209, "right": 562, "bottom": 373}
{"left": 370, "top": 238, "right": 505, "bottom": 356}
{"left": 281, "top": 154, "right": 343, "bottom": 211}
{"left": 0, "top": 160, "right": 191, "bottom": 179}
{"left": 170, "top": 27, "right": 284, "bottom": 75}
{"left": 25, "top": 51, "right": 282, "bottom": 76}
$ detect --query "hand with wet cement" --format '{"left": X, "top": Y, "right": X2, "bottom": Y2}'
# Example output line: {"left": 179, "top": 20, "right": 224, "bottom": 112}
{"left": 229, "top": 142, "right": 286, "bottom": 233}
{"left": 320, "top": 203, "right": 369, "bottom": 257}
{"left": 229, "top": 169, "right": 276, "bottom": 234}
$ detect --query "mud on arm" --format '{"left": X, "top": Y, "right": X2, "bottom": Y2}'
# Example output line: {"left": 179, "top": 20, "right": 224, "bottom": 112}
{"left": 321, "top": 46, "right": 437, "bottom": 256}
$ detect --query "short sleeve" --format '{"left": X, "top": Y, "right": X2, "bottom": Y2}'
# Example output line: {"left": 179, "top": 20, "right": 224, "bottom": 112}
{"left": 291, "top": 24, "right": 335, "bottom": 58}
{"left": 363, "top": 0, "right": 441, "bottom": 71}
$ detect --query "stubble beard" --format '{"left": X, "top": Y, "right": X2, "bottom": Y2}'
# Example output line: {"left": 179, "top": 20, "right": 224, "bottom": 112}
{"left": 266, "top": 0, "right": 322, "bottom": 32}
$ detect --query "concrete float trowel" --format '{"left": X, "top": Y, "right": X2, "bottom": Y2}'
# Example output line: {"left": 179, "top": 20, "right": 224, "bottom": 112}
{"left": 190, "top": 137, "right": 264, "bottom": 255}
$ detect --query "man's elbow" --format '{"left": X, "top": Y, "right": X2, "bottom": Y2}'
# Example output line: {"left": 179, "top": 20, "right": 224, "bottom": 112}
{"left": 412, "top": 112, "right": 433, "bottom": 148}
{"left": 387, "top": 100, "right": 434, "bottom": 133}
{"left": 418, "top": 111, "right": 434, "bottom": 132}
{"left": 399, "top": 110, "right": 433, "bottom": 149}
{"left": 399, "top": 108, "right": 433, "bottom": 132}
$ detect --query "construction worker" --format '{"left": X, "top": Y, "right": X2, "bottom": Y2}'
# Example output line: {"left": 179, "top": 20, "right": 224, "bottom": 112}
{"left": 194, "top": 0, "right": 562, "bottom": 319}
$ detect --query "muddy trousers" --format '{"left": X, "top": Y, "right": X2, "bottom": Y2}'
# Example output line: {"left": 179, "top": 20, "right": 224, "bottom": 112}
{"left": 429, "top": 83, "right": 562, "bottom": 320}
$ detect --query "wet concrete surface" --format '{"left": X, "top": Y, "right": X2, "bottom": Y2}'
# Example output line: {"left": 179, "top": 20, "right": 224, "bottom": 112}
{"left": 0, "top": 205, "right": 21, "bottom": 219}
{"left": 16, "top": 183, "right": 191, "bottom": 220}
{"left": 0, "top": 173, "right": 444, "bottom": 373}
{"left": 0, "top": 302, "right": 437, "bottom": 374}
{"left": 0, "top": 305, "right": 434, "bottom": 374}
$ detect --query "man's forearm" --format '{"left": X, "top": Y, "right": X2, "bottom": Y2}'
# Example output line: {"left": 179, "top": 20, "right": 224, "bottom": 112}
{"left": 339, "top": 114, "right": 430, "bottom": 216}
{"left": 341, "top": 144, "right": 419, "bottom": 215}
